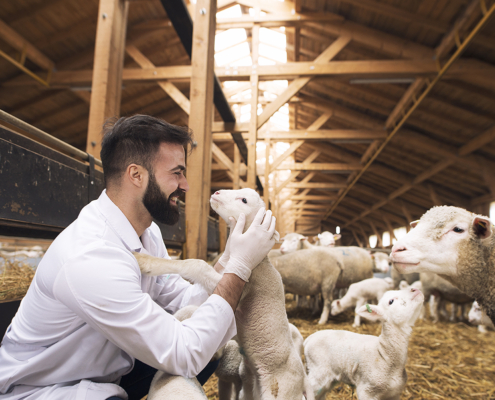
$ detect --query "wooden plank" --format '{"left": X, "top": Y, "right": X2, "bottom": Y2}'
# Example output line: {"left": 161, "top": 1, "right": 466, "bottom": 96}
{"left": 185, "top": 0, "right": 217, "bottom": 260}
{"left": 290, "top": 195, "right": 336, "bottom": 201}
{"left": 427, "top": 184, "right": 442, "bottom": 206}
{"left": 286, "top": 182, "right": 346, "bottom": 189}
{"left": 352, "top": 229, "right": 363, "bottom": 247}
{"left": 276, "top": 162, "right": 361, "bottom": 171}
{"left": 233, "top": 145, "right": 240, "bottom": 190}
{"left": 257, "top": 36, "right": 351, "bottom": 129}
{"left": 247, "top": 23, "right": 260, "bottom": 189}
{"left": 269, "top": 140, "right": 304, "bottom": 173}
{"left": 86, "top": 0, "right": 129, "bottom": 157}
{"left": 369, "top": 221, "right": 382, "bottom": 248}
{"left": 260, "top": 129, "right": 387, "bottom": 140}
{"left": 0, "top": 18, "right": 54, "bottom": 71}
{"left": 216, "top": 12, "right": 343, "bottom": 29}
{"left": 264, "top": 138, "right": 270, "bottom": 208}
{"left": 211, "top": 142, "right": 234, "bottom": 172}
{"left": 126, "top": 44, "right": 191, "bottom": 114}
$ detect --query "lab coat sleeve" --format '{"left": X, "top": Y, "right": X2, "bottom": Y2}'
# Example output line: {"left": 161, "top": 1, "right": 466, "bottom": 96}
{"left": 52, "top": 243, "right": 236, "bottom": 378}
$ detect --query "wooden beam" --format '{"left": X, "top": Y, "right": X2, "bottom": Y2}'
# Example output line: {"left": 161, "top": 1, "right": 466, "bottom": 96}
{"left": 216, "top": 12, "right": 343, "bottom": 29}
{"left": 233, "top": 144, "right": 241, "bottom": 190}
{"left": 427, "top": 184, "right": 443, "bottom": 206}
{"left": 260, "top": 129, "right": 387, "bottom": 141}
{"left": 270, "top": 140, "right": 304, "bottom": 173}
{"left": 185, "top": 0, "right": 217, "bottom": 260}
{"left": 352, "top": 229, "right": 363, "bottom": 247}
{"left": 264, "top": 138, "right": 270, "bottom": 208}
{"left": 0, "top": 18, "right": 54, "bottom": 71}
{"left": 125, "top": 44, "right": 190, "bottom": 114}
{"left": 286, "top": 182, "right": 347, "bottom": 189}
{"left": 290, "top": 195, "right": 336, "bottom": 201}
{"left": 86, "top": 0, "right": 129, "bottom": 157}
{"left": 369, "top": 221, "right": 383, "bottom": 248}
{"left": 247, "top": 22, "right": 259, "bottom": 189}
{"left": 257, "top": 36, "right": 351, "bottom": 129}
{"left": 211, "top": 142, "right": 234, "bottom": 172}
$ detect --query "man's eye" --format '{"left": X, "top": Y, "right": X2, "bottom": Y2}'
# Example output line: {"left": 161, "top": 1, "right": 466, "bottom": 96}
{"left": 389, "top": 299, "right": 394, "bottom": 305}
{"left": 242, "top": 198, "right": 247, "bottom": 204}
{"left": 453, "top": 227, "right": 464, "bottom": 233}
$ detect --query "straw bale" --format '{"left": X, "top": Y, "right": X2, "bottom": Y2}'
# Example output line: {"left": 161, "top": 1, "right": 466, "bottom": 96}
{"left": 202, "top": 295, "right": 495, "bottom": 400}
{"left": 0, "top": 259, "right": 35, "bottom": 303}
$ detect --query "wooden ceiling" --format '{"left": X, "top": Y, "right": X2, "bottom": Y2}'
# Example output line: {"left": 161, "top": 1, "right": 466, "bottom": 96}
{"left": 1, "top": 0, "right": 494, "bottom": 247}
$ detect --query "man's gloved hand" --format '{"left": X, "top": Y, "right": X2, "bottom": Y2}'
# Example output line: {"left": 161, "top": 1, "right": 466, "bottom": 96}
{"left": 224, "top": 208, "right": 277, "bottom": 282}
{"left": 217, "top": 218, "right": 234, "bottom": 272}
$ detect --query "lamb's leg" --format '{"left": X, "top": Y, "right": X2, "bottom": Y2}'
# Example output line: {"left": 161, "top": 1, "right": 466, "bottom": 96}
{"left": 318, "top": 292, "right": 332, "bottom": 325}
{"left": 353, "top": 298, "right": 366, "bottom": 327}
{"left": 312, "top": 295, "right": 320, "bottom": 314}
{"left": 217, "top": 379, "right": 233, "bottom": 400}
{"left": 429, "top": 294, "right": 440, "bottom": 323}
{"left": 134, "top": 252, "right": 222, "bottom": 294}
{"left": 449, "top": 303, "right": 457, "bottom": 322}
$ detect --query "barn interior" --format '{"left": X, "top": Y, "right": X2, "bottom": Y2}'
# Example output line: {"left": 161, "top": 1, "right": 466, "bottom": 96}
{"left": 0, "top": 0, "right": 495, "bottom": 398}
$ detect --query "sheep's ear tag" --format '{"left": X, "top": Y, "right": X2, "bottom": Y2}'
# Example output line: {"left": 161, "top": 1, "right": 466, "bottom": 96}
{"left": 366, "top": 304, "right": 373, "bottom": 313}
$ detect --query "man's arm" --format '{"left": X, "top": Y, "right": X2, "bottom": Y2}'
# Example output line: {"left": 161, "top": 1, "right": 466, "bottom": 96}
{"left": 213, "top": 273, "right": 245, "bottom": 311}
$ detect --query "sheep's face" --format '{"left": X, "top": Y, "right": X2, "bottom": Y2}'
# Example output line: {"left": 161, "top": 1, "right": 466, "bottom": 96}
{"left": 390, "top": 206, "right": 492, "bottom": 277}
{"left": 210, "top": 188, "right": 266, "bottom": 231}
{"left": 357, "top": 288, "right": 424, "bottom": 327}
{"left": 280, "top": 233, "right": 306, "bottom": 254}
{"left": 468, "top": 301, "right": 482, "bottom": 325}
{"left": 330, "top": 299, "right": 344, "bottom": 316}
{"left": 372, "top": 252, "right": 390, "bottom": 273}
{"left": 316, "top": 231, "right": 340, "bottom": 247}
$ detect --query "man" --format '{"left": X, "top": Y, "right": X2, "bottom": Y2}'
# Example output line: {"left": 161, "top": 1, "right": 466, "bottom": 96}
{"left": 0, "top": 115, "right": 276, "bottom": 400}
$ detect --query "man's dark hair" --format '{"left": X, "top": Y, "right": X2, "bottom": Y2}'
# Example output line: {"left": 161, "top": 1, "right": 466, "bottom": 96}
{"left": 100, "top": 115, "right": 193, "bottom": 186}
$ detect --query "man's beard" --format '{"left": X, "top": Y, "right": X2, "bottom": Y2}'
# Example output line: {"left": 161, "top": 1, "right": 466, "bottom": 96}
{"left": 143, "top": 172, "right": 183, "bottom": 225}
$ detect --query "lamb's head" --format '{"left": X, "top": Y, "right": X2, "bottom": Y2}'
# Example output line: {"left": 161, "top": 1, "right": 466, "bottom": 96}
{"left": 391, "top": 206, "right": 493, "bottom": 277}
{"left": 210, "top": 189, "right": 279, "bottom": 240}
{"left": 372, "top": 252, "right": 391, "bottom": 273}
{"left": 280, "top": 233, "right": 307, "bottom": 254}
{"left": 357, "top": 288, "right": 424, "bottom": 327}
{"left": 315, "top": 231, "right": 341, "bottom": 247}
{"left": 330, "top": 299, "right": 345, "bottom": 316}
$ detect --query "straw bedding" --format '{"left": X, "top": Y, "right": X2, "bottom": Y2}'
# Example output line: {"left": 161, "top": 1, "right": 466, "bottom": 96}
{"left": 204, "top": 295, "right": 495, "bottom": 400}
{"left": 0, "top": 259, "right": 35, "bottom": 303}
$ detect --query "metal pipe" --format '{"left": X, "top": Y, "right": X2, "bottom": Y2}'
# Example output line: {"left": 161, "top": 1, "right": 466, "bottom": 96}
{"left": 0, "top": 109, "right": 103, "bottom": 168}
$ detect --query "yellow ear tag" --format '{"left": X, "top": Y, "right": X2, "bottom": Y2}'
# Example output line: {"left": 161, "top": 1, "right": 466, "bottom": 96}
{"left": 366, "top": 304, "right": 372, "bottom": 313}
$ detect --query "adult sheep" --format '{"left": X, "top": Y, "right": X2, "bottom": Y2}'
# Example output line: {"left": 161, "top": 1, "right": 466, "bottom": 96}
{"left": 391, "top": 206, "right": 495, "bottom": 325}
{"left": 313, "top": 231, "right": 341, "bottom": 247}
{"left": 135, "top": 188, "right": 314, "bottom": 400}
{"left": 271, "top": 248, "right": 343, "bottom": 324}
{"left": 278, "top": 232, "right": 315, "bottom": 254}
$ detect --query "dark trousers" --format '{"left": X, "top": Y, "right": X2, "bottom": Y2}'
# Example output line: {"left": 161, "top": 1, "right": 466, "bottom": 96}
{"left": 106, "top": 358, "right": 220, "bottom": 400}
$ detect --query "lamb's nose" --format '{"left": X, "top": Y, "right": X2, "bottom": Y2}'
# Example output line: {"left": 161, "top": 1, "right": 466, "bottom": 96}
{"left": 391, "top": 244, "right": 406, "bottom": 254}
{"left": 214, "top": 191, "right": 220, "bottom": 195}
{"left": 410, "top": 288, "right": 417, "bottom": 292}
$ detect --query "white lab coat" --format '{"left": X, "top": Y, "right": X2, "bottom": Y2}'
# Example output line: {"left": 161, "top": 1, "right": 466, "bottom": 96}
{"left": 0, "top": 191, "right": 236, "bottom": 400}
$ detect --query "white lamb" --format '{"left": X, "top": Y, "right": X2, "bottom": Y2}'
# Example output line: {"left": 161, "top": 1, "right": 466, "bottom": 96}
{"left": 305, "top": 288, "right": 424, "bottom": 400}
{"left": 330, "top": 277, "right": 394, "bottom": 327}
{"left": 279, "top": 233, "right": 315, "bottom": 254}
{"left": 134, "top": 188, "right": 314, "bottom": 400}
{"left": 468, "top": 301, "right": 494, "bottom": 333}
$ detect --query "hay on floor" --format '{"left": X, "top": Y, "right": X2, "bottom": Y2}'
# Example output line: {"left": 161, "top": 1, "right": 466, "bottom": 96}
{"left": 0, "top": 259, "right": 35, "bottom": 303}
{"left": 204, "top": 295, "right": 495, "bottom": 400}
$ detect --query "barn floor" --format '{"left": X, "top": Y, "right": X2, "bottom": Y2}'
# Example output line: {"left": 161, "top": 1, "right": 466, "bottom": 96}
{"left": 204, "top": 296, "right": 495, "bottom": 400}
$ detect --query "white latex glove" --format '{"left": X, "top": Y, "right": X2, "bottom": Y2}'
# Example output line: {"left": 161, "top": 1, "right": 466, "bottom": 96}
{"left": 224, "top": 208, "right": 277, "bottom": 282}
{"left": 217, "top": 217, "right": 234, "bottom": 272}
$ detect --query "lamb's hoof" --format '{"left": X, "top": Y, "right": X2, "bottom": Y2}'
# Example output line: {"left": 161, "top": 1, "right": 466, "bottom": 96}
{"left": 352, "top": 323, "right": 360, "bottom": 328}
{"left": 317, "top": 320, "right": 327, "bottom": 325}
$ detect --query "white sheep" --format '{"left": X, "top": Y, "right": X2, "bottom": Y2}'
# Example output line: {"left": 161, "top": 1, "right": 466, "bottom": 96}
{"left": 305, "top": 288, "right": 424, "bottom": 400}
{"left": 468, "top": 301, "right": 494, "bottom": 333}
{"left": 270, "top": 248, "right": 343, "bottom": 324}
{"left": 134, "top": 188, "right": 314, "bottom": 400}
{"left": 330, "top": 277, "right": 394, "bottom": 327}
{"left": 279, "top": 233, "right": 315, "bottom": 254}
{"left": 371, "top": 252, "right": 390, "bottom": 273}
{"left": 391, "top": 206, "right": 495, "bottom": 325}
{"left": 313, "top": 231, "right": 341, "bottom": 247}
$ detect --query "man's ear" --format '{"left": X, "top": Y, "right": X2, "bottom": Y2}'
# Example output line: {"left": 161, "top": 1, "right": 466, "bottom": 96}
{"left": 472, "top": 216, "right": 493, "bottom": 240}
{"left": 127, "top": 164, "right": 148, "bottom": 188}
{"left": 356, "top": 304, "right": 387, "bottom": 322}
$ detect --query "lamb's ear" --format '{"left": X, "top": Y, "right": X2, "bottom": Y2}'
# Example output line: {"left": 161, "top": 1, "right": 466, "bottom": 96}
{"left": 273, "top": 230, "right": 280, "bottom": 242}
{"left": 410, "top": 220, "right": 419, "bottom": 228}
{"left": 472, "top": 216, "right": 492, "bottom": 240}
{"left": 333, "top": 234, "right": 342, "bottom": 241}
{"left": 300, "top": 236, "right": 308, "bottom": 241}
{"left": 357, "top": 304, "right": 387, "bottom": 322}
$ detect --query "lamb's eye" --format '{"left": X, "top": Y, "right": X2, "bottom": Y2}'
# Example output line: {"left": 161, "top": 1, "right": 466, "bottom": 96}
{"left": 242, "top": 198, "right": 247, "bottom": 204}
{"left": 389, "top": 299, "right": 394, "bottom": 305}
{"left": 453, "top": 227, "right": 464, "bottom": 233}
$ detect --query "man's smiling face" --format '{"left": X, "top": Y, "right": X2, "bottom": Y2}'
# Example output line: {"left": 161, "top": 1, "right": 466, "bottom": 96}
{"left": 142, "top": 142, "right": 189, "bottom": 225}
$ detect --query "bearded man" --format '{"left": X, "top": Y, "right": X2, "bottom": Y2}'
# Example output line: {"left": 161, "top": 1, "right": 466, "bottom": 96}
{"left": 0, "top": 115, "right": 276, "bottom": 400}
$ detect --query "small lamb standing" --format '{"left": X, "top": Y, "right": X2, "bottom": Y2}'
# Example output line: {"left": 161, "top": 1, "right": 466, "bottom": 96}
{"left": 305, "top": 288, "right": 424, "bottom": 400}
{"left": 330, "top": 277, "right": 394, "bottom": 327}
{"left": 135, "top": 188, "right": 314, "bottom": 400}
{"left": 391, "top": 206, "right": 495, "bottom": 325}
{"left": 468, "top": 301, "right": 495, "bottom": 333}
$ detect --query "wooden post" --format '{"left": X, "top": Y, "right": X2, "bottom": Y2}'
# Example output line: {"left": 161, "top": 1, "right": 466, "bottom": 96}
{"left": 87, "top": 0, "right": 128, "bottom": 157}
{"left": 185, "top": 0, "right": 217, "bottom": 260}
{"left": 247, "top": 22, "right": 260, "bottom": 189}
{"left": 264, "top": 138, "right": 270, "bottom": 208}
{"left": 233, "top": 145, "right": 241, "bottom": 190}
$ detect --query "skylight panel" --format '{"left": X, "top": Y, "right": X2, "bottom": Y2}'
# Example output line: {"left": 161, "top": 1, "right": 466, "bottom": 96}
{"left": 258, "top": 57, "right": 276, "bottom": 65}
{"left": 217, "top": 4, "right": 243, "bottom": 18}
{"left": 230, "top": 55, "right": 253, "bottom": 67}
{"left": 214, "top": 42, "right": 251, "bottom": 66}
{"left": 260, "top": 28, "right": 286, "bottom": 49}
{"left": 215, "top": 29, "right": 247, "bottom": 52}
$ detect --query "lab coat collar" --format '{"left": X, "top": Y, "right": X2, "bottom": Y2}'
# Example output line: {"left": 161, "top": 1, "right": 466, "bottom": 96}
{"left": 97, "top": 190, "right": 149, "bottom": 253}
